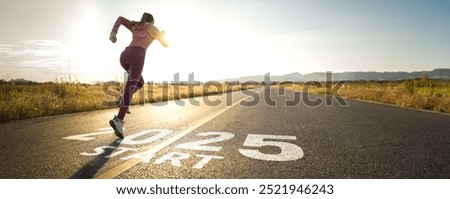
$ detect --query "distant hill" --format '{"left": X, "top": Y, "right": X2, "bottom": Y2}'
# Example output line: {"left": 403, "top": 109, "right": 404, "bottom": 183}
{"left": 0, "top": 78, "right": 38, "bottom": 85}
{"left": 221, "top": 68, "right": 450, "bottom": 82}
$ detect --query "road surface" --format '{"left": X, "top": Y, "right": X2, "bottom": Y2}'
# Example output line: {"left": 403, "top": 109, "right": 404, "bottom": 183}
{"left": 1, "top": 87, "right": 449, "bottom": 179}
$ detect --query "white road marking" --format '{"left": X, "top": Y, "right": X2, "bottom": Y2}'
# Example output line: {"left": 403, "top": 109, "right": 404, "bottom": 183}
{"left": 119, "top": 129, "right": 173, "bottom": 145}
{"left": 154, "top": 152, "right": 191, "bottom": 167}
{"left": 175, "top": 132, "right": 234, "bottom": 152}
{"left": 239, "top": 134, "right": 304, "bottom": 161}
{"left": 63, "top": 128, "right": 114, "bottom": 141}
{"left": 95, "top": 96, "right": 252, "bottom": 179}
{"left": 80, "top": 146, "right": 138, "bottom": 158}
{"left": 193, "top": 155, "right": 224, "bottom": 169}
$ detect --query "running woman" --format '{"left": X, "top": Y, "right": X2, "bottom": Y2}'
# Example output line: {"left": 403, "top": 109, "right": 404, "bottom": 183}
{"left": 109, "top": 12, "right": 169, "bottom": 138}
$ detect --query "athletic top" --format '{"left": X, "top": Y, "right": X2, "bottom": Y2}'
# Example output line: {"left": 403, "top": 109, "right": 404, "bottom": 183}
{"left": 111, "top": 16, "right": 168, "bottom": 49}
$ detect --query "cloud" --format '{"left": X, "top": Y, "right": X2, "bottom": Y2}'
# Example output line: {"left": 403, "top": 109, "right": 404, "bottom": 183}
{"left": 18, "top": 40, "right": 62, "bottom": 46}
{"left": 0, "top": 40, "right": 71, "bottom": 81}
{"left": 0, "top": 44, "right": 12, "bottom": 50}
{"left": 0, "top": 40, "right": 68, "bottom": 65}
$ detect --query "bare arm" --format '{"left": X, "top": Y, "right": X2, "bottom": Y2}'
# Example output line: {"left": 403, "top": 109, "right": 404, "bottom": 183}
{"left": 157, "top": 31, "right": 169, "bottom": 48}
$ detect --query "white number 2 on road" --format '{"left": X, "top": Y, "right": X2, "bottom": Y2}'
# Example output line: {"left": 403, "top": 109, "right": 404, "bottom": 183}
{"left": 239, "top": 134, "right": 304, "bottom": 161}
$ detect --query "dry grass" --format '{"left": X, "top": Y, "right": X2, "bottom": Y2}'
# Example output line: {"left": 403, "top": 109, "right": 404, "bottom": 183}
{"left": 0, "top": 81, "right": 256, "bottom": 123}
{"left": 283, "top": 77, "right": 450, "bottom": 113}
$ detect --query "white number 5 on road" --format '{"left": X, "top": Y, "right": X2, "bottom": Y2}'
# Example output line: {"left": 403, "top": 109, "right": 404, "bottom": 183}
{"left": 239, "top": 134, "right": 304, "bottom": 161}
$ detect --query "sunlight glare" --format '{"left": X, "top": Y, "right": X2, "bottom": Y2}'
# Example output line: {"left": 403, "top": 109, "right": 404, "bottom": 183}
{"left": 145, "top": 3, "right": 266, "bottom": 81}
{"left": 69, "top": 7, "right": 116, "bottom": 82}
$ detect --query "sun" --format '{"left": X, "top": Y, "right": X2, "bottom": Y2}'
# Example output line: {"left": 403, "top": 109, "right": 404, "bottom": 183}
{"left": 68, "top": 8, "right": 120, "bottom": 81}
{"left": 69, "top": 9, "right": 102, "bottom": 65}
{"left": 143, "top": 3, "right": 260, "bottom": 81}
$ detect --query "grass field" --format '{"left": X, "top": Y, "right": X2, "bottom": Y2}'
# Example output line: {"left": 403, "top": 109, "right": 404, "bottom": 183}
{"left": 0, "top": 81, "right": 256, "bottom": 123}
{"left": 283, "top": 77, "right": 450, "bottom": 114}
{"left": 2, "top": 77, "right": 448, "bottom": 123}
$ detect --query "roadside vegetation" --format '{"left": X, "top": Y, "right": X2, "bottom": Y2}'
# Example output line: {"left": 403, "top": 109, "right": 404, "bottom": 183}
{"left": 0, "top": 80, "right": 257, "bottom": 123}
{"left": 2, "top": 76, "right": 448, "bottom": 123}
{"left": 283, "top": 77, "right": 450, "bottom": 114}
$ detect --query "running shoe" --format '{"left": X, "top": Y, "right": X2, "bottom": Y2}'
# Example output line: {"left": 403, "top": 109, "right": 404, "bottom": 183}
{"left": 109, "top": 115, "right": 124, "bottom": 138}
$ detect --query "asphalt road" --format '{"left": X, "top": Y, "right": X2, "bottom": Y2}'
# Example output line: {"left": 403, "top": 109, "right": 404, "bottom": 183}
{"left": 1, "top": 87, "right": 449, "bottom": 179}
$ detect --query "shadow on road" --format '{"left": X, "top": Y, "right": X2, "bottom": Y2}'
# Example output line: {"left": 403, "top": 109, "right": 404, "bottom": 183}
{"left": 69, "top": 139, "right": 121, "bottom": 179}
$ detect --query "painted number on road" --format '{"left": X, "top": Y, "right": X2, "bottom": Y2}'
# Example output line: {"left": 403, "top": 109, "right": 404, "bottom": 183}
{"left": 175, "top": 132, "right": 234, "bottom": 152}
{"left": 120, "top": 129, "right": 172, "bottom": 145}
{"left": 64, "top": 128, "right": 305, "bottom": 170}
{"left": 63, "top": 127, "right": 114, "bottom": 141}
{"left": 239, "top": 134, "right": 304, "bottom": 161}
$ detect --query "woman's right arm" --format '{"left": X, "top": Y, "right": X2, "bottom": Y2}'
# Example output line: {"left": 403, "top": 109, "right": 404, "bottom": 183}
{"left": 111, "top": 16, "right": 133, "bottom": 33}
{"left": 110, "top": 16, "right": 133, "bottom": 43}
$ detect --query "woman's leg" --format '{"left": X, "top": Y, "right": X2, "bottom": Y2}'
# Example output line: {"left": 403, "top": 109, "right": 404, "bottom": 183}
{"left": 118, "top": 47, "right": 146, "bottom": 121}
{"left": 120, "top": 52, "right": 145, "bottom": 93}
{"left": 134, "top": 76, "right": 145, "bottom": 92}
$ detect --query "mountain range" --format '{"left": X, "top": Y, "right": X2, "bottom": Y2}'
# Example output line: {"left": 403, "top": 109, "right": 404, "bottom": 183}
{"left": 222, "top": 68, "right": 450, "bottom": 82}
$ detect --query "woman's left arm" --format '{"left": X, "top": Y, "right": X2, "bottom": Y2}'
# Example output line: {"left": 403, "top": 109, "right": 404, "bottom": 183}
{"left": 147, "top": 26, "right": 169, "bottom": 47}
{"left": 156, "top": 31, "right": 169, "bottom": 48}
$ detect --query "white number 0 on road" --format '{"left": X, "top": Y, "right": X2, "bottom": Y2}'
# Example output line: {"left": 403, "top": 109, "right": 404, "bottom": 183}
{"left": 239, "top": 134, "right": 304, "bottom": 161}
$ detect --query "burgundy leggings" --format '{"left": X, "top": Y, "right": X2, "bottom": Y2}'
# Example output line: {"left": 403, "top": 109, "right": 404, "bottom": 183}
{"left": 118, "top": 46, "right": 146, "bottom": 120}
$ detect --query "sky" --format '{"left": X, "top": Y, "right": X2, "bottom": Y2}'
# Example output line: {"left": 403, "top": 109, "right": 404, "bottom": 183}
{"left": 0, "top": 0, "right": 449, "bottom": 83}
